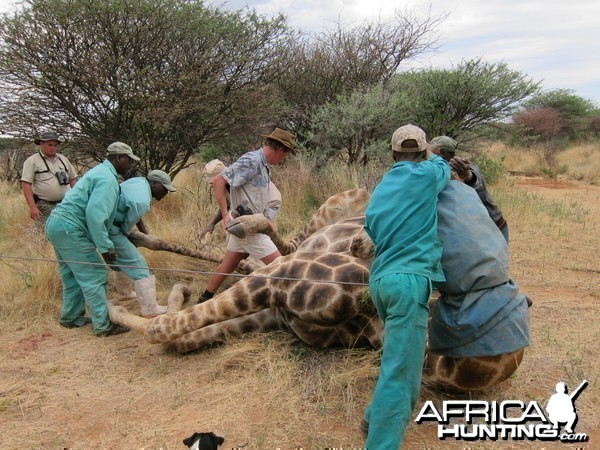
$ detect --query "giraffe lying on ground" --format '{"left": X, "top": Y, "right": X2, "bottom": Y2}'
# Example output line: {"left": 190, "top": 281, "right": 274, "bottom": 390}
{"left": 111, "top": 188, "right": 526, "bottom": 392}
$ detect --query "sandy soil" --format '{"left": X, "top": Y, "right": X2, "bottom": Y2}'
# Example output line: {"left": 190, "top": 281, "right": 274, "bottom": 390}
{"left": 0, "top": 176, "right": 598, "bottom": 449}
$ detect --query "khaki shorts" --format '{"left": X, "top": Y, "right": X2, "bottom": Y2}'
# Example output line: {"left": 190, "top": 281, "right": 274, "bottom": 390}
{"left": 227, "top": 233, "right": 278, "bottom": 260}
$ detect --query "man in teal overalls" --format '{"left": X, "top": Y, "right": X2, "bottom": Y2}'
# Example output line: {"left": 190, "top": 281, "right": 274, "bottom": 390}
{"left": 45, "top": 142, "right": 140, "bottom": 336}
{"left": 362, "top": 125, "right": 450, "bottom": 449}
{"left": 110, "top": 170, "right": 176, "bottom": 316}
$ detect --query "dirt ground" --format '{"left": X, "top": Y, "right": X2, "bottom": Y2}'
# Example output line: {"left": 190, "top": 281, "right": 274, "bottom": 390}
{"left": 0, "top": 177, "right": 598, "bottom": 449}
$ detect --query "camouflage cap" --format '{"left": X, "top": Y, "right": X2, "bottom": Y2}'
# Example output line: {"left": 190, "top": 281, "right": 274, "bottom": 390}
{"left": 431, "top": 136, "right": 458, "bottom": 152}
{"left": 106, "top": 142, "right": 140, "bottom": 161}
{"left": 391, "top": 124, "right": 427, "bottom": 152}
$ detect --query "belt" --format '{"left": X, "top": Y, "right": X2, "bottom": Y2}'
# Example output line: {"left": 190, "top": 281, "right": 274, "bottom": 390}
{"left": 36, "top": 199, "right": 61, "bottom": 205}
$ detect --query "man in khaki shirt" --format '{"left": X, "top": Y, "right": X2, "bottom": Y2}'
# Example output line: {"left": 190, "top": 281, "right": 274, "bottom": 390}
{"left": 21, "top": 131, "right": 78, "bottom": 222}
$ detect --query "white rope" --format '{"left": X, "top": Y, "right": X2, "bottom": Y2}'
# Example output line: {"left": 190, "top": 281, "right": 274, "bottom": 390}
{"left": 0, "top": 254, "right": 370, "bottom": 287}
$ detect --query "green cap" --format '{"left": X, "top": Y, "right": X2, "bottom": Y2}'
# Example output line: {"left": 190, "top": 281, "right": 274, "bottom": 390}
{"left": 106, "top": 142, "right": 140, "bottom": 161}
{"left": 431, "top": 136, "right": 458, "bottom": 152}
{"left": 147, "top": 169, "right": 176, "bottom": 192}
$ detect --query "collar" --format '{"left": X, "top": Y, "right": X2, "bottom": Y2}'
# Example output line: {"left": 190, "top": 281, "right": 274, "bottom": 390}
{"left": 39, "top": 150, "right": 57, "bottom": 162}
{"left": 102, "top": 159, "right": 120, "bottom": 180}
{"left": 258, "top": 147, "right": 268, "bottom": 166}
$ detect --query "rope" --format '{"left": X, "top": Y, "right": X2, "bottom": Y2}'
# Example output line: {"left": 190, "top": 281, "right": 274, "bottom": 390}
{"left": 0, "top": 254, "right": 370, "bottom": 287}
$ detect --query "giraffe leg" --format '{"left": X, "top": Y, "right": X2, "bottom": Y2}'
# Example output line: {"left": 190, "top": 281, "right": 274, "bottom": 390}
{"left": 111, "top": 282, "right": 270, "bottom": 344}
{"left": 128, "top": 229, "right": 223, "bottom": 263}
{"left": 165, "top": 309, "right": 282, "bottom": 353}
{"left": 226, "top": 214, "right": 272, "bottom": 239}
{"left": 108, "top": 283, "right": 191, "bottom": 335}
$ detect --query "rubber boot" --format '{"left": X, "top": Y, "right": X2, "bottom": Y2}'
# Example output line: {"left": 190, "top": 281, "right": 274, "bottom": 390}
{"left": 114, "top": 270, "right": 137, "bottom": 299}
{"left": 133, "top": 275, "right": 167, "bottom": 317}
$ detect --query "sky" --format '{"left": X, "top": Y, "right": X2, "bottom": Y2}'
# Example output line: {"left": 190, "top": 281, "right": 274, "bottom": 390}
{"left": 1, "top": 0, "right": 598, "bottom": 105}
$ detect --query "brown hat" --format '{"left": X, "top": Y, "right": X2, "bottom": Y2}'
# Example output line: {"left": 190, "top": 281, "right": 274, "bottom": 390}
{"left": 34, "top": 131, "right": 62, "bottom": 145}
{"left": 261, "top": 128, "right": 297, "bottom": 154}
{"left": 391, "top": 125, "right": 427, "bottom": 153}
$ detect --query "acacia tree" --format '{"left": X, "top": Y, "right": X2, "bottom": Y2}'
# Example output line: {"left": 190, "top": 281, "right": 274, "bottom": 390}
{"left": 390, "top": 58, "right": 541, "bottom": 140}
{"left": 522, "top": 89, "right": 598, "bottom": 118}
{"left": 276, "top": 6, "right": 446, "bottom": 133}
{"left": 0, "top": 0, "right": 293, "bottom": 176}
{"left": 519, "top": 89, "right": 600, "bottom": 141}
{"left": 306, "top": 84, "right": 409, "bottom": 165}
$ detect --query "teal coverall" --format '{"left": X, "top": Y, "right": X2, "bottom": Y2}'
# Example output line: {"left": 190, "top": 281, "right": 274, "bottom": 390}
{"left": 363, "top": 153, "right": 449, "bottom": 449}
{"left": 45, "top": 160, "right": 120, "bottom": 335}
{"left": 109, "top": 177, "right": 152, "bottom": 280}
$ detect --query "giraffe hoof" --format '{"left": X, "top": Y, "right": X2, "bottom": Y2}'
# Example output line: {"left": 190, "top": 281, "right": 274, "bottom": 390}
{"left": 226, "top": 218, "right": 247, "bottom": 238}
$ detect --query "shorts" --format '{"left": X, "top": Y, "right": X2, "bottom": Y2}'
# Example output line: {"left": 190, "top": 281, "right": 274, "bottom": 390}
{"left": 227, "top": 233, "right": 277, "bottom": 260}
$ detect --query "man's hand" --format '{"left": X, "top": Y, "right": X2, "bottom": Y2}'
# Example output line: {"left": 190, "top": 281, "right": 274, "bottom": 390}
{"left": 29, "top": 207, "right": 42, "bottom": 221}
{"left": 102, "top": 251, "right": 117, "bottom": 264}
{"left": 449, "top": 156, "right": 473, "bottom": 182}
{"left": 198, "top": 223, "right": 215, "bottom": 242}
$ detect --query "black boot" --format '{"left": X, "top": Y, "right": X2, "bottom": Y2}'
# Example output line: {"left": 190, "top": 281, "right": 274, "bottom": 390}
{"left": 198, "top": 290, "right": 214, "bottom": 304}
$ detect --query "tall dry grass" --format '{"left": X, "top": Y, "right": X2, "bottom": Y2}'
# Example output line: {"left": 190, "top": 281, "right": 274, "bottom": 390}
{"left": 488, "top": 141, "right": 600, "bottom": 184}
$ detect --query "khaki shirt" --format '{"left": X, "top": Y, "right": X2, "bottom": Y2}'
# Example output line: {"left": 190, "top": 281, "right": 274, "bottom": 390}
{"left": 21, "top": 152, "right": 78, "bottom": 202}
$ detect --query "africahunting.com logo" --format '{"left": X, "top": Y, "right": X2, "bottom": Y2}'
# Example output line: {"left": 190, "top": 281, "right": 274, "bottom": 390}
{"left": 415, "top": 380, "right": 589, "bottom": 443}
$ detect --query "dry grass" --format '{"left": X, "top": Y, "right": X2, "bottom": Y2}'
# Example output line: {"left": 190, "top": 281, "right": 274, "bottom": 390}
{"left": 0, "top": 150, "right": 599, "bottom": 448}
{"left": 488, "top": 141, "right": 600, "bottom": 184}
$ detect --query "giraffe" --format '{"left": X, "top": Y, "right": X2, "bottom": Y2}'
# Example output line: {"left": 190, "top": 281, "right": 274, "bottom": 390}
{"left": 110, "top": 188, "right": 527, "bottom": 392}
{"left": 127, "top": 229, "right": 263, "bottom": 274}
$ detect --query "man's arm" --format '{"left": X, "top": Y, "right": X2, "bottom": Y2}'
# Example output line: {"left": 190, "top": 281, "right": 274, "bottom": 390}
{"left": 449, "top": 156, "right": 475, "bottom": 184}
{"left": 427, "top": 152, "right": 451, "bottom": 193}
{"left": 85, "top": 177, "right": 119, "bottom": 254}
{"left": 21, "top": 181, "right": 42, "bottom": 221}
{"left": 198, "top": 210, "right": 223, "bottom": 240}
{"left": 136, "top": 219, "right": 149, "bottom": 235}
{"left": 212, "top": 174, "right": 230, "bottom": 229}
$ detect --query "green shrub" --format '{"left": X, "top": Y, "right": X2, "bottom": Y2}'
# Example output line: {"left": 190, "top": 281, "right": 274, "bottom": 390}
{"left": 472, "top": 154, "right": 505, "bottom": 184}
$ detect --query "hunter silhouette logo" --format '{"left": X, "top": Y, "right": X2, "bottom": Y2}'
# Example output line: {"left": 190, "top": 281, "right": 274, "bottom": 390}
{"left": 546, "top": 380, "right": 587, "bottom": 435}
{"left": 415, "top": 379, "right": 589, "bottom": 442}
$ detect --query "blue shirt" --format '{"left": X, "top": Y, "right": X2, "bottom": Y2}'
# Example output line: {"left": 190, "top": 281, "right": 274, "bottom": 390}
{"left": 111, "top": 177, "right": 152, "bottom": 235}
{"left": 365, "top": 154, "right": 450, "bottom": 283}
{"left": 428, "top": 181, "right": 530, "bottom": 356}
{"left": 50, "top": 160, "right": 120, "bottom": 253}
{"left": 221, "top": 148, "right": 270, "bottom": 216}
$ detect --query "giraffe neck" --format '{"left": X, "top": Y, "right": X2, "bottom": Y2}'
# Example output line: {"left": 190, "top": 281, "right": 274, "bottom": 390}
{"left": 269, "top": 188, "right": 372, "bottom": 255}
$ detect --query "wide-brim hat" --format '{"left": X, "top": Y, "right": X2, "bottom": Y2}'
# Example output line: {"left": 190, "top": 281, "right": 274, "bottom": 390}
{"left": 261, "top": 128, "right": 297, "bottom": 154}
{"left": 34, "top": 131, "right": 62, "bottom": 145}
